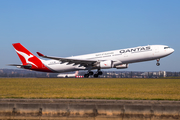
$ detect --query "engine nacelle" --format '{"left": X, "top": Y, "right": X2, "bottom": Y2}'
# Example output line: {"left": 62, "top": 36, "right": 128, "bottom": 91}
{"left": 116, "top": 64, "right": 128, "bottom": 69}
{"left": 99, "top": 60, "right": 113, "bottom": 69}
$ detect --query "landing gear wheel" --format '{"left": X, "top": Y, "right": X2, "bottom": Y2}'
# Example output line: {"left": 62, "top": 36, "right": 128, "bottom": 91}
{"left": 156, "top": 63, "right": 160, "bottom": 66}
{"left": 98, "top": 71, "right": 103, "bottom": 75}
{"left": 94, "top": 74, "right": 98, "bottom": 78}
{"left": 88, "top": 71, "right": 93, "bottom": 75}
{"left": 84, "top": 74, "right": 89, "bottom": 78}
{"left": 156, "top": 59, "right": 160, "bottom": 66}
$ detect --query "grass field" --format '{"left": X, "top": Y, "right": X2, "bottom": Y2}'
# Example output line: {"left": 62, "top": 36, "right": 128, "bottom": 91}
{"left": 0, "top": 78, "right": 180, "bottom": 100}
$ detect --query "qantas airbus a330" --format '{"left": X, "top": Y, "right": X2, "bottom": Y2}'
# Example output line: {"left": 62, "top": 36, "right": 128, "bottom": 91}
{"left": 9, "top": 43, "right": 174, "bottom": 78}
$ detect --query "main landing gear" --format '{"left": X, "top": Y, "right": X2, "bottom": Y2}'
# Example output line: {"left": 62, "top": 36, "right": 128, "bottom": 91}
{"left": 84, "top": 71, "right": 93, "bottom": 78}
{"left": 156, "top": 59, "right": 160, "bottom": 66}
{"left": 84, "top": 69, "right": 103, "bottom": 78}
{"left": 93, "top": 70, "right": 103, "bottom": 78}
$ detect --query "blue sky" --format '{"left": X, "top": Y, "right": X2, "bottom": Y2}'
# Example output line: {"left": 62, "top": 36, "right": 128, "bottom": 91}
{"left": 0, "top": 0, "right": 179, "bottom": 71}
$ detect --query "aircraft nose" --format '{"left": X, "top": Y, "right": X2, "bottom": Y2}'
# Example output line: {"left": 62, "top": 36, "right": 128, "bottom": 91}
{"left": 171, "top": 48, "right": 174, "bottom": 53}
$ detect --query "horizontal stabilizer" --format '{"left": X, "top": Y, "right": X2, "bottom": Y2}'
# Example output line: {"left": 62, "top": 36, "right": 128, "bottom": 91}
{"left": 7, "top": 64, "right": 32, "bottom": 69}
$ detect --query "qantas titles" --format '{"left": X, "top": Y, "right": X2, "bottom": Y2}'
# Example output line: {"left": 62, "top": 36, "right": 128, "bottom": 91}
{"left": 119, "top": 46, "right": 151, "bottom": 54}
{"left": 95, "top": 46, "right": 151, "bottom": 57}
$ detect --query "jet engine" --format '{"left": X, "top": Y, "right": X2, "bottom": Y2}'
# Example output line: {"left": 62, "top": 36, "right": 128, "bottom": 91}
{"left": 115, "top": 64, "right": 128, "bottom": 69}
{"left": 99, "top": 60, "right": 113, "bottom": 69}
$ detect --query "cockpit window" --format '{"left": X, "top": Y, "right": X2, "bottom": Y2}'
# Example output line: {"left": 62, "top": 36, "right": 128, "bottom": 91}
{"left": 164, "top": 47, "right": 170, "bottom": 49}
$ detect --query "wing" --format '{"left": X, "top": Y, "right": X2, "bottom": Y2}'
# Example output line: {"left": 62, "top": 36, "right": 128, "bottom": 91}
{"left": 36, "top": 52, "right": 97, "bottom": 67}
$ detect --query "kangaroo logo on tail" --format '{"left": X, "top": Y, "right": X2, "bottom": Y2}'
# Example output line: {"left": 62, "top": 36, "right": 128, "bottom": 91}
{"left": 12, "top": 43, "right": 52, "bottom": 72}
{"left": 14, "top": 49, "right": 38, "bottom": 68}
{"left": 13, "top": 43, "right": 40, "bottom": 68}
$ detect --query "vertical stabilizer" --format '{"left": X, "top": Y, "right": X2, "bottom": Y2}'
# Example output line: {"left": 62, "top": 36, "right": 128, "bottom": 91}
{"left": 12, "top": 43, "right": 52, "bottom": 72}
{"left": 75, "top": 71, "right": 79, "bottom": 76}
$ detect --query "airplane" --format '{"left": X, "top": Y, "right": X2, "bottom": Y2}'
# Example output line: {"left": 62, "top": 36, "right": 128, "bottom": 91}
{"left": 9, "top": 43, "right": 174, "bottom": 78}
{"left": 57, "top": 71, "right": 83, "bottom": 78}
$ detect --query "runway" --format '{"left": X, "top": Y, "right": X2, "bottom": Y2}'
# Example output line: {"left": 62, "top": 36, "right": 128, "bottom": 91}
{"left": 0, "top": 99, "right": 180, "bottom": 120}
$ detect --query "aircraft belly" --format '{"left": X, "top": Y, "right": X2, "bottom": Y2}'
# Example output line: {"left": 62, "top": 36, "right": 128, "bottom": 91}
{"left": 48, "top": 64, "right": 77, "bottom": 72}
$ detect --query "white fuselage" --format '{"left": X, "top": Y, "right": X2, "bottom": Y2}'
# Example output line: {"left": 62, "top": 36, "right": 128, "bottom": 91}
{"left": 41, "top": 45, "right": 174, "bottom": 73}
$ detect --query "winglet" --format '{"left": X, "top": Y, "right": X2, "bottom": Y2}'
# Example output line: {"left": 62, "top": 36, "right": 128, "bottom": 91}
{"left": 37, "top": 52, "right": 44, "bottom": 56}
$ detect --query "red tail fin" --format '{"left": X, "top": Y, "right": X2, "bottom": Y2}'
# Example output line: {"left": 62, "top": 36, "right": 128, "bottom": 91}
{"left": 12, "top": 43, "right": 52, "bottom": 72}
{"left": 75, "top": 71, "right": 79, "bottom": 76}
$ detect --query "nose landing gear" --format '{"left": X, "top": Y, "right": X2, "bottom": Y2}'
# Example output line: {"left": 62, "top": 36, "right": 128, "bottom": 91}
{"left": 156, "top": 59, "right": 160, "bottom": 66}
